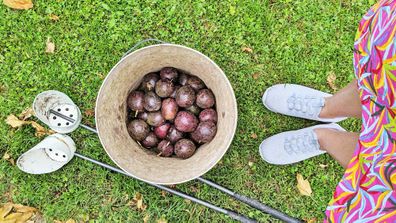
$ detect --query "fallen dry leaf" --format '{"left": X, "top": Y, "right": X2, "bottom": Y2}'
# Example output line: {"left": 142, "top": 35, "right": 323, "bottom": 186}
{"left": 251, "top": 133, "right": 257, "bottom": 139}
{"left": 157, "top": 217, "right": 168, "bottom": 223}
{"left": 242, "top": 47, "right": 253, "bottom": 53}
{"left": 319, "top": 164, "right": 328, "bottom": 169}
{"left": 189, "top": 186, "right": 199, "bottom": 193}
{"left": 3, "top": 0, "right": 33, "bottom": 10}
{"left": 305, "top": 218, "right": 318, "bottom": 223}
{"left": 132, "top": 192, "right": 146, "bottom": 211}
{"left": 143, "top": 215, "right": 150, "bottom": 223}
{"left": 0, "top": 203, "right": 38, "bottom": 223}
{"left": 6, "top": 114, "right": 27, "bottom": 128}
{"left": 49, "top": 14, "right": 59, "bottom": 21}
{"left": 327, "top": 71, "right": 337, "bottom": 90}
{"left": 248, "top": 161, "right": 254, "bottom": 167}
{"left": 45, "top": 38, "right": 55, "bottom": 53}
{"left": 84, "top": 109, "right": 95, "bottom": 117}
{"left": 30, "top": 121, "right": 55, "bottom": 137}
{"left": 252, "top": 73, "right": 260, "bottom": 80}
{"left": 296, "top": 174, "right": 312, "bottom": 196}
{"left": 18, "top": 107, "right": 34, "bottom": 121}
{"left": 5, "top": 114, "right": 54, "bottom": 137}
{"left": 160, "top": 190, "right": 167, "bottom": 197}
{"left": 2, "top": 152, "right": 15, "bottom": 166}
{"left": 65, "top": 219, "right": 76, "bottom": 223}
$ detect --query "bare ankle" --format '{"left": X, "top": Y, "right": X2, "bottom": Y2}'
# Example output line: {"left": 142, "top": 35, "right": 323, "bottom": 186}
{"left": 319, "top": 97, "right": 335, "bottom": 119}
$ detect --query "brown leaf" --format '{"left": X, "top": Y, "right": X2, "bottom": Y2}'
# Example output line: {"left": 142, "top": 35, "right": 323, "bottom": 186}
{"left": 327, "top": 71, "right": 337, "bottom": 90}
{"left": 6, "top": 114, "right": 28, "bottom": 128}
{"left": 252, "top": 73, "right": 260, "bottom": 80}
{"left": 296, "top": 174, "right": 312, "bottom": 196}
{"left": 251, "top": 133, "right": 257, "bottom": 139}
{"left": 242, "top": 47, "right": 253, "bottom": 53}
{"left": 160, "top": 190, "right": 167, "bottom": 197}
{"left": 3, "top": 0, "right": 33, "bottom": 10}
{"left": 0, "top": 203, "right": 38, "bottom": 223}
{"left": 143, "top": 215, "right": 150, "bottom": 223}
{"left": 132, "top": 192, "right": 146, "bottom": 211}
{"left": 84, "top": 109, "right": 95, "bottom": 117}
{"left": 189, "top": 186, "right": 199, "bottom": 193}
{"left": 18, "top": 107, "right": 34, "bottom": 121}
{"left": 45, "top": 38, "right": 55, "bottom": 53}
{"left": 3, "top": 152, "right": 15, "bottom": 166}
{"left": 30, "top": 121, "right": 55, "bottom": 137}
{"left": 49, "top": 14, "right": 59, "bottom": 21}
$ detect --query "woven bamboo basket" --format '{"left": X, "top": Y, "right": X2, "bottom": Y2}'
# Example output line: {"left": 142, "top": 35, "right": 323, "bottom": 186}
{"left": 95, "top": 44, "right": 237, "bottom": 185}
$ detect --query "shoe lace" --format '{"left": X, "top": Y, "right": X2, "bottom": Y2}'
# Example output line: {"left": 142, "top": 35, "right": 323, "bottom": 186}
{"left": 287, "top": 94, "right": 325, "bottom": 116}
{"left": 284, "top": 131, "right": 320, "bottom": 154}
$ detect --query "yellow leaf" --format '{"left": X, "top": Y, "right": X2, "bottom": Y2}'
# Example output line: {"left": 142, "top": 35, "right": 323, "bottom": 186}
{"left": 296, "top": 174, "right": 312, "bottom": 196}
{"left": 18, "top": 108, "right": 34, "bottom": 121}
{"left": 4, "top": 212, "right": 23, "bottom": 220}
{"left": 305, "top": 218, "right": 318, "bottom": 223}
{"left": 132, "top": 192, "right": 146, "bottom": 211}
{"left": 250, "top": 133, "right": 257, "bottom": 139}
{"left": 157, "top": 217, "right": 167, "bottom": 223}
{"left": 15, "top": 212, "right": 33, "bottom": 223}
{"left": 0, "top": 203, "right": 13, "bottom": 219}
{"left": 3, "top": 152, "right": 15, "bottom": 166}
{"left": 5, "top": 114, "right": 29, "bottom": 128}
{"left": 252, "top": 73, "right": 260, "bottom": 80}
{"left": 242, "top": 47, "right": 253, "bottom": 53}
{"left": 319, "top": 164, "right": 328, "bottom": 169}
{"left": 3, "top": 0, "right": 33, "bottom": 10}
{"left": 45, "top": 38, "right": 55, "bottom": 53}
{"left": 65, "top": 219, "right": 76, "bottom": 223}
{"left": 326, "top": 71, "right": 337, "bottom": 90}
{"left": 12, "top": 204, "right": 36, "bottom": 213}
{"left": 49, "top": 14, "right": 59, "bottom": 21}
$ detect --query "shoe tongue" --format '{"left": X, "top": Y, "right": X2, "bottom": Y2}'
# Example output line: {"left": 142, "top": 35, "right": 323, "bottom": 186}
{"left": 285, "top": 131, "right": 319, "bottom": 154}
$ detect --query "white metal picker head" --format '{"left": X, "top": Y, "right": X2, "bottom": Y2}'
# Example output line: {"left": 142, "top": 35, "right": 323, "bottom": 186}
{"left": 17, "top": 134, "right": 76, "bottom": 174}
{"left": 33, "top": 90, "right": 82, "bottom": 133}
{"left": 17, "top": 90, "right": 82, "bottom": 174}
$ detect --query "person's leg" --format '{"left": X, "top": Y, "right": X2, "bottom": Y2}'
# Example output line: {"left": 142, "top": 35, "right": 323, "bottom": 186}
{"left": 319, "top": 79, "right": 362, "bottom": 119}
{"left": 314, "top": 128, "right": 359, "bottom": 168}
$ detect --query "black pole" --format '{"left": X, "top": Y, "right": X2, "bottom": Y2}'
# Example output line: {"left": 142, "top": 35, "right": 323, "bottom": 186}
{"left": 78, "top": 124, "right": 301, "bottom": 222}
{"left": 196, "top": 177, "right": 302, "bottom": 223}
{"left": 74, "top": 153, "right": 257, "bottom": 223}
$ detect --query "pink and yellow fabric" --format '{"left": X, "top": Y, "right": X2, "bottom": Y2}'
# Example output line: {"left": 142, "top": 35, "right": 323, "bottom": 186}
{"left": 325, "top": 0, "right": 396, "bottom": 222}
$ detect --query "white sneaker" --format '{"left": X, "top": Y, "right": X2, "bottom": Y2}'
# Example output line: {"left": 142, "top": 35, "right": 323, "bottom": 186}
{"left": 262, "top": 84, "right": 346, "bottom": 123}
{"left": 259, "top": 123, "right": 345, "bottom": 165}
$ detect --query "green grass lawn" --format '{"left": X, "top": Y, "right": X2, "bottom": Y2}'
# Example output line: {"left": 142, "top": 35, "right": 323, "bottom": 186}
{"left": 0, "top": 0, "right": 372, "bottom": 222}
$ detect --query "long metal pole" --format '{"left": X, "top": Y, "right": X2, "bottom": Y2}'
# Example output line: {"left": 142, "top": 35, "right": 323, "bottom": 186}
{"left": 74, "top": 153, "right": 257, "bottom": 223}
{"left": 196, "top": 177, "right": 301, "bottom": 223}
{"left": 79, "top": 124, "right": 301, "bottom": 223}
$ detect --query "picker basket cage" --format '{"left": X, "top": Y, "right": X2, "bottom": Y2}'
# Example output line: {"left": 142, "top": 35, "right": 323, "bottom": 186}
{"left": 95, "top": 42, "right": 238, "bottom": 185}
